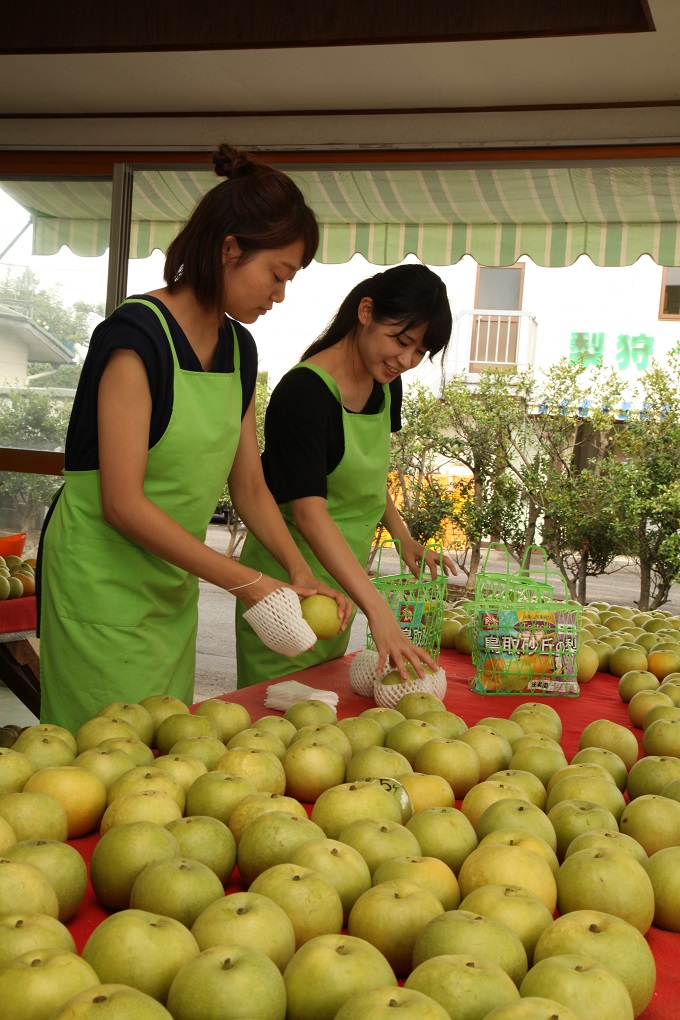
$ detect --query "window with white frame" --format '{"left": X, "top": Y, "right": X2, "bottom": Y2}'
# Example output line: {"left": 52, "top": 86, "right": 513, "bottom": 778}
{"left": 470, "top": 265, "right": 524, "bottom": 372}
{"left": 660, "top": 267, "right": 680, "bottom": 319}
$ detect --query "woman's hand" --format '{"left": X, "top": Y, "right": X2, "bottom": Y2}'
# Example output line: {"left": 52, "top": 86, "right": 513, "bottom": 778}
{"left": 399, "top": 536, "right": 457, "bottom": 580}
{"left": 366, "top": 600, "right": 437, "bottom": 681}
{"left": 233, "top": 567, "right": 353, "bottom": 634}
{"left": 288, "top": 567, "right": 354, "bottom": 632}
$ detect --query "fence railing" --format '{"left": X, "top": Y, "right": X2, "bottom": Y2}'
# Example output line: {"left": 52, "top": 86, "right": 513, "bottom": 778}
{"left": 448, "top": 309, "right": 538, "bottom": 377}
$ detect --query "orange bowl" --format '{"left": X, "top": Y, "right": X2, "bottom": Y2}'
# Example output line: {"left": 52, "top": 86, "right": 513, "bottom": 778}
{"left": 0, "top": 532, "right": 27, "bottom": 558}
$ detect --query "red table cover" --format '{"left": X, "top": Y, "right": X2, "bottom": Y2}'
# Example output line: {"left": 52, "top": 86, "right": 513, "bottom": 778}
{"left": 66, "top": 649, "right": 680, "bottom": 1019}
{"left": 0, "top": 595, "right": 36, "bottom": 635}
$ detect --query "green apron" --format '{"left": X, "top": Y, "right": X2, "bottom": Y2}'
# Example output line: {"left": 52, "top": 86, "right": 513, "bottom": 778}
{"left": 40, "top": 299, "right": 242, "bottom": 733}
{"left": 235, "top": 363, "right": 391, "bottom": 688}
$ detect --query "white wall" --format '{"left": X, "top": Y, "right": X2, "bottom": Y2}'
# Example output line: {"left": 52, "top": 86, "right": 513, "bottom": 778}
{"left": 412, "top": 254, "right": 680, "bottom": 399}
{"left": 0, "top": 336, "right": 28, "bottom": 386}
{"left": 522, "top": 254, "right": 680, "bottom": 384}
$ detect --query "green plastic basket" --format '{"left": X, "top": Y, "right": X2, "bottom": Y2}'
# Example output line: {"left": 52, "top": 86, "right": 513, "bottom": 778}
{"left": 465, "top": 543, "right": 581, "bottom": 697}
{"left": 367, "top": 540, "right": 447, "bottom": 661}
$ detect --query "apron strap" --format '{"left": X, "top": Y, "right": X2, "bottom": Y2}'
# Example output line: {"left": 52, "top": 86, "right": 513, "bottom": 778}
{"left": 121, "top": 297, "right": 179, "bottom": 368}
{"left": 120, "top": 299, "right": 239, "bottom": 373}
{"left": 291, "top": 361, "right": 390, "bottom": 414}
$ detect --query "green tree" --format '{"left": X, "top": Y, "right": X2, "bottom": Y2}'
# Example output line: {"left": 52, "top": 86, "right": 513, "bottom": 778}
{"left": 507, "top": 358, "right": 634, "bottom": 603}
{"left": 616, "top": 350, "right": 680, "bottom": 608}
{"left": 438, "top": 369, "right": 527, "bottom": 588}
{"left": 387, "top": 382, "right": 457, "bottom": 552}
{"left": 539, "top": 459, "right": 634, "bottom": 602}
{"left": 0, "top": 266, "right": 101, "bottom": 354}
{"left": 653, "top": 481, "right": 680, "bottom": 597}
{"left": 0, "top": 267, "right": 100, "bottom": 541}
{"left": 28, "top": 363, "right": 84, "bottom": 389}
{"left": 0, "top": 389, "right": 71, "bottom": 535}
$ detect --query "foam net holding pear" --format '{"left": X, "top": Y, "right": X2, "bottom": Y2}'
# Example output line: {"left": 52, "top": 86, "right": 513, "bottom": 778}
{"left": 350, "top": 649, "right": 390, "bottom": 697}
{"left": 366, "top": 541, "right": 447, "bottom": 662}
{"left": 373, "top": 666, "right": 448, "bottom": 708}
{"left": 242, "top": 587, "right": 316, "bottom": 656}
{"left": 464, "top": 543, "right": 581, "bottom": 697}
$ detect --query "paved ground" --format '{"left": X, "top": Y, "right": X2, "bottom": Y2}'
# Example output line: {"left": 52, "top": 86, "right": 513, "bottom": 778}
{"left": 195, "top": 524, "right": 680, "bottom": 700}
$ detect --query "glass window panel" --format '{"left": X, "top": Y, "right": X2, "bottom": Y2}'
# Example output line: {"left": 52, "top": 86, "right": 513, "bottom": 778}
{"left": 0, "top": 180, "right": 110, "bottom": 544}
{"left": 476, "top": 267, "right": 523, "bottom": 310}
{"left": 661, "top": 267, "right": 680, "bottom": 317}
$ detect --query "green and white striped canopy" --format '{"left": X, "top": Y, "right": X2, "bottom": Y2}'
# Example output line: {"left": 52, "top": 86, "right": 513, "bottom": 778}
{"left": 4, "top": 162, "right": 680, "bottom": 267}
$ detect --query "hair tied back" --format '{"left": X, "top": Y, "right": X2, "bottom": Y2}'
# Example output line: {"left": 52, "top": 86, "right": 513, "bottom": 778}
{"left": 212, "top": 143, "right": 255, "bottom": 180}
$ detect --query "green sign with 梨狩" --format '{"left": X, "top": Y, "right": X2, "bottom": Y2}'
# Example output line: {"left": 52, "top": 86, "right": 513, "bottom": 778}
{"left": 569, "top": 332, "right": 655, "bottom": 370}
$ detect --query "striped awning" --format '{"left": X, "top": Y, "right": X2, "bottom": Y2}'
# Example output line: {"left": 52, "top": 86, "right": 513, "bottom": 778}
{"left": 3, "top": 162, "right": 680, "bottom": 267}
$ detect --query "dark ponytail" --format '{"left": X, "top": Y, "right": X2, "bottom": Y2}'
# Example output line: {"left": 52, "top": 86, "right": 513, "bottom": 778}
{"left": 164, "top": 143, "right": 319, "bottom": 314}
{"left": 301, "top": 264, "right": 452, "bottom": 361}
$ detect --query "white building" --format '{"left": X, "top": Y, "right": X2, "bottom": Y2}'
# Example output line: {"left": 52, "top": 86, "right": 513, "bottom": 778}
{"left": 0, "top": 304, "right": 73, "bottom": 386}
{"left": 413, "top": 255, "right": 680, "bottom": 403}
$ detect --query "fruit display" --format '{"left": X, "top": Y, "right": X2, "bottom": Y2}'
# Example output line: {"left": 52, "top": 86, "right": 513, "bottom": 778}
{"left": 3, "top": 622, "right": 680, "bottom": 1020}
{"left": 577, "top": 601, "right": 680, "bottom": 685}
{"left": 0, "top": 555, "right": 36, "bottom": 600}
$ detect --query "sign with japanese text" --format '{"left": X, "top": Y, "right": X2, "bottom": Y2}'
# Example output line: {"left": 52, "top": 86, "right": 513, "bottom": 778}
{"left": 569, "top": 332, "right": 655, "bottom": 371}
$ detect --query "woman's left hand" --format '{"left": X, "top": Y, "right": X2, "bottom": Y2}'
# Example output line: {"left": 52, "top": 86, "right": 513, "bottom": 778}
{"left": 288, "top": 568, "right": 354, "bottom": 632}
{"left": 400, "top": 537, "right": 457, "bottom": 580}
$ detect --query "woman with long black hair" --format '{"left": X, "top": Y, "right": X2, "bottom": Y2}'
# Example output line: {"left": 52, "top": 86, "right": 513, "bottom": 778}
{"left": 235, "top": 263, "right": 456, "bottom": 688}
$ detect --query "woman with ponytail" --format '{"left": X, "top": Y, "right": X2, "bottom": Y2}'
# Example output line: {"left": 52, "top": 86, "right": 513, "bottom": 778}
{"left": 38, "top": 144, "right": 348, "bottom": 732}
{"left": 235, "top": 263, "right": 456, "bottom": 688}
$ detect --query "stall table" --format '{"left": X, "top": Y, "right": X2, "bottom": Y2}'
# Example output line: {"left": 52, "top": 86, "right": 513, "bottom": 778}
{"left": 66, "top": 648, "right": 680, "bottom": 1019}
{"left": 0, "top": 595, "right": 38, "bottom": 718}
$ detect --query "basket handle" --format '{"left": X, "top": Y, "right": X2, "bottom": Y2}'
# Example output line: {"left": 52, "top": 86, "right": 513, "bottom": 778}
{"left": 519, "top": 544, "right": 550, "bottom": 581}
{"left": 373, "top": 538, "right": 446, "bottom": 581}
{"left": 518, "top": 544, "right": 573, "bottom": 602}
{"left": 373, "top": 537, "right": 401, "bottom": 576}
{"left": 414, "top": 542, "right": 446, "bottom": 581}
{"left": 481, "top": 541, "right": 511, "bottom": 577}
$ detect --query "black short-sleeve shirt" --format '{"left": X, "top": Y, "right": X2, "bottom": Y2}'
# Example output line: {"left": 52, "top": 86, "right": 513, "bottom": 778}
{"left": 64, "top": 296, "right": 258, "bottom": 471}
{"left": 262, "top": 366, "right": 402, "bottom": 504}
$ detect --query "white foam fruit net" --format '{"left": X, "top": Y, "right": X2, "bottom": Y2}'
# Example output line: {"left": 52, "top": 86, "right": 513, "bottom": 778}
{"left": 349, "top": 648, "right": 392, "bottom": 697}
{"left": 428, "top": 668, "right": 448, "bottom": 700}
{"left": 243, "top": 588, "right": 317, "bottom": 657}
{"left": 373, "top": 666, "right": 448, "bottom": 709}
{"left": 264, "top": 680, "right": 338, "bottom": 712}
